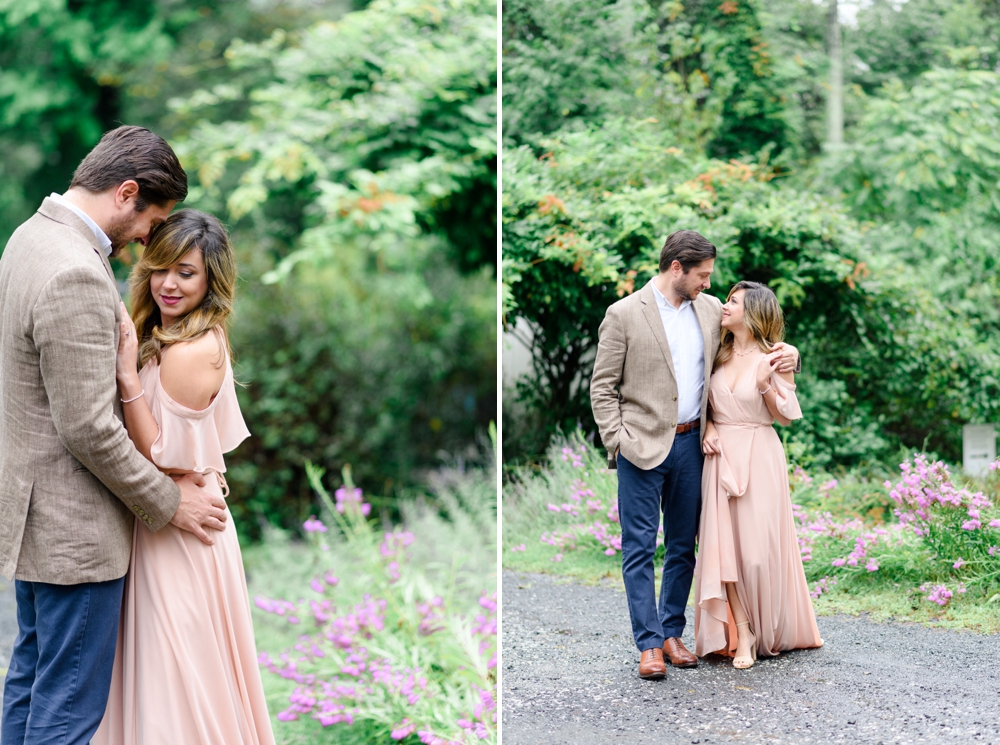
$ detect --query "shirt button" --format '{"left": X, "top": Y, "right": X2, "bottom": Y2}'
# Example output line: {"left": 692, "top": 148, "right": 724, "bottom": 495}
{"left": 672, "top": 395, "right": 677, "bottom": 401}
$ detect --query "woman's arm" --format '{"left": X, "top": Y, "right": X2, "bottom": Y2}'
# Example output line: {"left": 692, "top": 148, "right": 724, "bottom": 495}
{"left": 756, "top": 353, "right": 794, "bottom": 426}
{"left": 116, "top": 304, "right": 159, "bottom": 461}
{"left": 116, "top": 308, "right": 226, "bottom": 461}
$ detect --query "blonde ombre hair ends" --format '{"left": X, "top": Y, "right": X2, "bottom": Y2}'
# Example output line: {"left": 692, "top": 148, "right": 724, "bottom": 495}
{"left": 714, "top": 281, "right": 785, "bottom": 367}
{"left": 129, "top": 209, "right": 236, "bottom": 368}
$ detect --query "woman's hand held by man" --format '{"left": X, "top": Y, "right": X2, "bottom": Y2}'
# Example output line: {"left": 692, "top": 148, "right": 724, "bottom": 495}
{"left": 702, "top": 420, "right": 721, "bottom": 457}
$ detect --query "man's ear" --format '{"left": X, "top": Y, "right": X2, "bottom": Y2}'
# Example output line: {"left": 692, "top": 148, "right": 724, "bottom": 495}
{"left": 115, "top": 180, "right": 141, "bottom": 209}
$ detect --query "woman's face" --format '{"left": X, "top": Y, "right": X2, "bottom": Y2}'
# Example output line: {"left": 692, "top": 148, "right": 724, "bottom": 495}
{"left": 721, "top": 289, "right": 745, "bottom": 330}
{"left": 149, "top": 248, "right": 209, "bottom": 328}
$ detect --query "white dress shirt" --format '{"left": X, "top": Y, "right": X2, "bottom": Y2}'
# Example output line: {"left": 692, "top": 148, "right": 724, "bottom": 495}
{"left": 651, "top": 280, "right": 705, "bottom": 424}
{"left": 49, "top": 192, "right": 113, "bottom": 258}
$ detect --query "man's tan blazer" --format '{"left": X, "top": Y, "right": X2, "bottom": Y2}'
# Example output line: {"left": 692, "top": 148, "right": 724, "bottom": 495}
{"left": 590, "top": 280, "right": 723, "bottom": 470}
{"left": 0, "top": 198, "right": 180, "bottom": 584}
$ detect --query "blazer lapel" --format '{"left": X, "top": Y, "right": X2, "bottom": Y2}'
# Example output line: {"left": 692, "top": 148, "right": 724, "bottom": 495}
{"left": 639, "top": 282, "right": 676, "bottom": 382}
{"left": 38, "top": 198, "right": 117, "bottom": 286}
{"left": 93, "top": 246, "right": 116, "bottom": 285}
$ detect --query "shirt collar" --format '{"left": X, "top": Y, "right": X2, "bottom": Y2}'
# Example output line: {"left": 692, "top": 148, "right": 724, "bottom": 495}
{"left": 49, "top": 192, "right": 113, "bottom": 258}
{"left": 650, "top": 279, "right": 691, "bottom": 312}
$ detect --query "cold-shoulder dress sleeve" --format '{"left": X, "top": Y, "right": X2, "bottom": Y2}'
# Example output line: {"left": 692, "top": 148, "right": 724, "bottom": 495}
{"left": 771, "top": 374, "right": 803, "bottom": 422}
{"left": 137, "top": 357, "right": 250, "bottom": 474}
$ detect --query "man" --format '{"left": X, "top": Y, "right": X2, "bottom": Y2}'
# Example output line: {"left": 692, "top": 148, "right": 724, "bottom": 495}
{"left": 590, "top": 230, "right": 799, "bottom": 680}
{"left": 0, "top": 126, "right": 228, "bottom": 744}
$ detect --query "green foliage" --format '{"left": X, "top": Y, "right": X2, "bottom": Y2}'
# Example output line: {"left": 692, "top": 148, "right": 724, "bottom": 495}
{"left": 0, "top": 0, "right": 349, "bottom": 251}
{"left": 502, "top": 0, "right": 794, "bottom": 159}
{"left": 226, "top": 248, "right": 496, "bottom": 538}
{"left": 502, "top": 119, "right": 892, "bottom": 463}
{"left": 246, "top": 452, "right": 496, "bottom": 743}
{"left": 501, "top": 0, "right": 650, "bottom": 143}
{"left": 816, "top": 67, "right": 1000, "bottom": 458}
{"left": 173, "top": 0, "right": 497, "bottom": 276}
{"left": 827, "top": 68, "right": 1000, "bottom": 222}
{"left": 847, "top": 0, "right": 1000, "bottom": 93}
{"left": 151, "top": 0, "right": 497, "bottom": 536}
{"left": 0, "top": 0, "right": 174, "bottom": 245}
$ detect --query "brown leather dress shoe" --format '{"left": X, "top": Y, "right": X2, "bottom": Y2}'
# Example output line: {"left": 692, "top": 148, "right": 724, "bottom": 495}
{"left": 662, "top": 637, "right": 698, "bottom": 668}
{"left": 638, "top": 648, "right": 667, "bottom": 679}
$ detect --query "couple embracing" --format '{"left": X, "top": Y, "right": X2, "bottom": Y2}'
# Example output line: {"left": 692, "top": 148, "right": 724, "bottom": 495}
{"left": 590, "top": 230, "right": 822, "bottom": 679}
{"left": 0, "top": 127, "right": 274, "bottom": 743}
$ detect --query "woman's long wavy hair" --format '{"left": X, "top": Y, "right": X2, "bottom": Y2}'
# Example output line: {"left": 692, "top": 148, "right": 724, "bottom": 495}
{"left": 130, "top": 209, "right": 236, "bottom": 369}
{"left": 714, "top": 281, "right": 785, "bottom": 367}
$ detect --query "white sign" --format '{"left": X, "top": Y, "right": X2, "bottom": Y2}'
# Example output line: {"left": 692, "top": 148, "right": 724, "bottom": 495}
{"left": 962, "top": 424, "right": 996, "bottom": 477}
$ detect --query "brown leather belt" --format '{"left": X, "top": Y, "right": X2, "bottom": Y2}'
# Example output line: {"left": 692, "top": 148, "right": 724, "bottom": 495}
{"left": 676, "top": 420, "right": 700, "bottom": 435}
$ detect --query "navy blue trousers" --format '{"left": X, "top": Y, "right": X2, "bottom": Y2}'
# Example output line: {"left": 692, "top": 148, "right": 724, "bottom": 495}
{"left": 2, "top": 577, "right": 125, "bottom": 745}
{"left": 618, "top": 429, "right": 703, "bottom": 651}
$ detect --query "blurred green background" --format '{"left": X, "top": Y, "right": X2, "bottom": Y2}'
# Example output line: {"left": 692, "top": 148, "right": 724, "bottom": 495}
{"left": 502, "top": 0, "right": 1000, "bottom": 472}
{"left": 1, "top": 0, "right": 497, "bottom": 539}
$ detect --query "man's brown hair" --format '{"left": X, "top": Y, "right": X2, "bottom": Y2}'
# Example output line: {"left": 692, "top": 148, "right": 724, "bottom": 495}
{"left": 70, "top": 125, "right": 187, "bottom": 211}
{"left": 658, "top": 230, "right": 717, "bottom": 273}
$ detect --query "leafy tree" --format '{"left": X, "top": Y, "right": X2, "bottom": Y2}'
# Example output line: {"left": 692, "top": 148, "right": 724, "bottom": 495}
{"left": 502, "top": 0, "right": 795, "bottom": 159}
{"left": 819, "top": 65, "right": 1000, "bottom": 457}
{"left": 501, "top": 0, "right": 651, "bottom": 143}
{"left": 0, "top": 0, "right": 349, "bottom": 250}
{"left": 503, "top": 110, "right": 1000, "bottom": 466}
{"left": 846, "top": 0, "right": 999, "bottom": 93}
{"left": 825, "top": 68, "right": 1000, "bottom": 223}
{"left": 503, "top": 119, "right": 885, "bottom": 463}
{"left": 0, "top": 0, "right": 175, "bottom": 246}
{"left": 168, "top": 0, "right": 497, "bottom": 535}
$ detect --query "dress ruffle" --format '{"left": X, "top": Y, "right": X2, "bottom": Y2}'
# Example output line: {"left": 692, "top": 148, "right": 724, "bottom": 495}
{"left": 138, "top": 357, "right": 250, "bottom": 474}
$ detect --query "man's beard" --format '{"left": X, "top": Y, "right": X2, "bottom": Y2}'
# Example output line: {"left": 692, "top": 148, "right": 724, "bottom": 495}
{"left": 674, "top": 278, "right": 701, "bottom": 302}
{"left": 104, "top": 210, "right": 139, "bottom": 257}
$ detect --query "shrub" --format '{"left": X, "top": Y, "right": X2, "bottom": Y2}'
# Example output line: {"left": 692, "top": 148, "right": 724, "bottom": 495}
{"left": 247, "top": 445, "right": 497, "bottom": 745}
{"left": 504, "top": 431, "right": 1000, "bottom": 612}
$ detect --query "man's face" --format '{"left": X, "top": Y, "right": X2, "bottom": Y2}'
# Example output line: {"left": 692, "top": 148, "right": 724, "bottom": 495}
{"left": 105, "top": 200, "right": 176, "bottom": 256}
{"left": 671, "top": 258, "right": 715, "bottom": 301}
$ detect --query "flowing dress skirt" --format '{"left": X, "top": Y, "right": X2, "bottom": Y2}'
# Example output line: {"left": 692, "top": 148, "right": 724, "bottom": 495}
{"left": 693, "top": 371, "right": 823, "bottom": 658}
{"left": 94, "top": 474, "right": 275, "bottom": 745}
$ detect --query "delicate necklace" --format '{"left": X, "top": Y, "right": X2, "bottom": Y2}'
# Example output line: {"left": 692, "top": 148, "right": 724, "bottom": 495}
{"left": 733, "top": 343, "right": 759, "bottom": 357}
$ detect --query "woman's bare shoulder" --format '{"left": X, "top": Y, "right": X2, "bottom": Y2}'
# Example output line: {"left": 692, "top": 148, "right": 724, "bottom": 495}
{"left": 159, "top": 329, "right": 227, "bottom": 410}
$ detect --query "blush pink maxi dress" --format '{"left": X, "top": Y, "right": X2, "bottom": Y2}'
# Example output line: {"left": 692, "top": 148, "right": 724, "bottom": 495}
{"left": 693, "top": 362, "right": 823, "bottom": 659}
{"left": 94, "top": 350, "right": 275, "bottom": 745}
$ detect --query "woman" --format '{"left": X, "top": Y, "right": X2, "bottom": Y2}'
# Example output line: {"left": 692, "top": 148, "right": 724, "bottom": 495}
{"left": 95, "top": 210, "right": 275, "bottom": 744}
{"left": 693, "top": 281, "right": 822, "bottom": 669}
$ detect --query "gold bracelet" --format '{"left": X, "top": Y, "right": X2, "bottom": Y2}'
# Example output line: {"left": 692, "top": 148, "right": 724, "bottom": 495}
{"left": 122, "top": 390, "right": 144, "bottom": 404}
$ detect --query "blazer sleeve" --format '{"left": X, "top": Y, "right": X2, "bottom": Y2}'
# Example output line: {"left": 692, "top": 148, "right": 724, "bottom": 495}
{"left": 33, "top": 265, "right": 181, "bottom": 530}
{"left": 590, "top": 304, "right": 626, "bottom": 462}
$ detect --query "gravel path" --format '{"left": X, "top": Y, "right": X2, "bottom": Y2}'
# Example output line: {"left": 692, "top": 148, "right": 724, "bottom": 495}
{"left": 502, "top": 571, "right": 1000, "bottom": 745}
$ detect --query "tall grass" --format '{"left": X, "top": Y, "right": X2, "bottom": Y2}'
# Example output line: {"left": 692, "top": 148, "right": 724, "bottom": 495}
{"left": 245, "top": 437, "right": 497, "bottom": 745}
